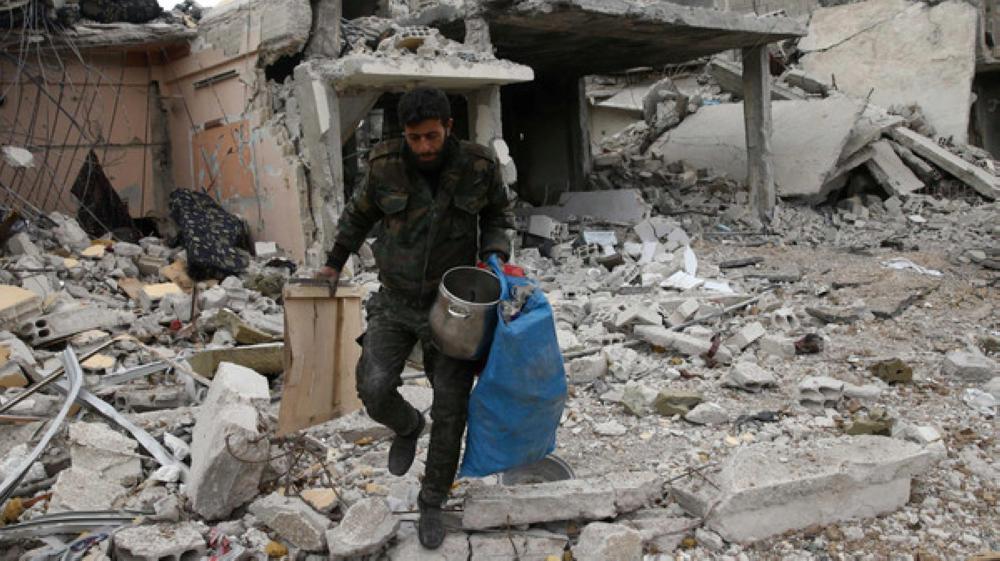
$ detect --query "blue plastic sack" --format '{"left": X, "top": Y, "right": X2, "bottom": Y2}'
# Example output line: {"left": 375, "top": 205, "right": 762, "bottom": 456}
{"left": 458, "top": 256, "right": 568, "bottom": 478}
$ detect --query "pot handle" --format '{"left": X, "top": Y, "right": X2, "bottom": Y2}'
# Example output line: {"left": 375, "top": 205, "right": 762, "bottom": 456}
{"left": 448, "top": 304, "right": 471, "bottom": 319}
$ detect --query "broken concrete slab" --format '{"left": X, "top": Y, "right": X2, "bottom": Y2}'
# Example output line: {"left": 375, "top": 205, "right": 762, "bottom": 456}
{"left": 326, "top": 498, "right": 399, "bottom": 559}
{"left": 864, "top": 140, "right": 925, "bottom": 196}
{"left": 68, "top": 422, "right": 143, "bottom": 486}
{"left": 634, "top": 325, "right": 732, "bottom": 364}
{"left": 708, "top": 58, "right": 804, "bottom": 101}
{"left": 462, "top": 472, "right": 661, "bottom": 530}
{"left": 5, "top": 233, "right": 40, "bottom": 256}
{"left": 112, "top": 522, "right": 207, "bottom": 561}
{"left": 799, "top": 0, "right": 977, "bottom": 143}
{"left": 650, "top": 97, "right": 864, "bottom": 200}
{"left": 18, "top": 306, "right": 135, "bottom": 346}
{"left": 672, "top": 435, "right": 931, "bottom": 543}
{"left": 49, "top": 466, "right": 128, "bottom": 512}
{"left": 188, "top": 402, "right": 268, "bottom": 520}
{"left": 942, "top": 350, "right": 998, "bottom": 383}
{"left": 620, "top": 510, "right": 698, "bottom": 553}
{"left": 0, "top": 285, "right": 43, "bottom": 331}
{"left": 469, "top": 532, "right": 567, "bottom": 561}
{"left": 520, "top": 189, "right": 652, "bottom": 226}
{"left": 574, "top": 522, "right": 643, "bottom": 561}
{"left": 249, "top": 492, "right": 331, "bottom": 552}
{"left": 889, "top": 128, "right": 1000, "bottom": 200}
{"left": 724, "top": 321, "right": 765, "bottom": 352}
{"left": 186, "top": 343, "right": 284, "bottom": 378}
{"left": 201, "top": 361, "right": 271, "bottom": 411}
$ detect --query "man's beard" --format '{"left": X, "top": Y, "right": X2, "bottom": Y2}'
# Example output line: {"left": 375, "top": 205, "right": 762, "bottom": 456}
{"left": 414, "top": 150, "right": 445, "bottom": 172}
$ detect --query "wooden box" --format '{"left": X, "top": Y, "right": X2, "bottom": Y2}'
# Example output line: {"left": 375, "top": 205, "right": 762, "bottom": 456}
{"left": 277, "top": 282, "right": 365, "bottom": 436}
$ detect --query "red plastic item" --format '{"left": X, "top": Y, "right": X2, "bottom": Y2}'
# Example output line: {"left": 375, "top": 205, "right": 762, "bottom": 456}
{"left": 477, "top": 261, "right": 525, "bottom": 278}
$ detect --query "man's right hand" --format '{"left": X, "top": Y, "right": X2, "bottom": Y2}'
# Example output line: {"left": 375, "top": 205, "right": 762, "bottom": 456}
{"left": 316, "top": 266, "right": 340, "bottom": 290}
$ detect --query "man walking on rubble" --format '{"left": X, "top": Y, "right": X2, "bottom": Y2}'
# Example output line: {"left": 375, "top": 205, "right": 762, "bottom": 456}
{"left": 316, "top": 88, "right": 514, "bottom": 549}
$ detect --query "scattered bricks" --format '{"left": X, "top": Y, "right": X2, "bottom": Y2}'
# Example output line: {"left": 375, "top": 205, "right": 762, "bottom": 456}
{"left": 300, "top": 488, "right": 339, "bottom": 514}
{"left": 249, "top": 493, "right": 331, "bottom": 551}
{"left": 140, "top": 282, "right": 183, "bottom": 311}
{"left": 722, "top": 362, "right": 778, "bottom": 392}
{"left": 653, "top": 389, "right": 703, "bottom": 417}
{"left": 574, "top": 522, "right": 643, "bottom": 561}
{"left": 161, "top": 292, "right": 193, "bottom": 322}
{"left": 528, "top": 215, "right": 560, "bottom": 239}
{"left": 567, "top": 353, "right": 608, "bottom": 385}
{"left": 0, "top": 285, "right": 42, "bottom": 330}
{"left": 160, "top": 260, "right": 193, "bottom": 291}
{"left": 614, "top": 304, "right": 662, "bottom": 329}
{"left": 759, "top": 335, "right": 796, "bottom": 358}
{"left": 5, "top": 233, "right": 40, "bottom": 256}
{"left": 18, "top": 306, "right": 135, "bottom": 346}
{"left": 667, "top": 299, "right": 699, "bottom": 327}
{"left": 112, "top": 242, "right": 144, "bottom": 258}
{"left": 671, "top": 436, "right": 932, "bottom": 543}
{"left": 199, "top": 286, "right": 228, "bottom": 310}
{"left": 69, "top": 422, "right": 143, "bottom": 486}
{"left": 725, "top": 322, "right": 765, "bottom": 352}
{"left": 634, "top": 325, "right": 732, "bottom": 364}
{"left": 685, "top": 402, "right": 730, "bottom": 425}
{"left": 326, "top": 498, "right": 399, "bottom": 559}
{"left": 137, "top": 255, "right": 169, "bottom": 277}
{"left": 843, "top": 383, "right": 882, "bottom": 401}
{"left": 81, "top": 244, "right": 106, "bottom": 259}
{"left": 798, "top": 376, "right": 845, "bottom": 411}
{"left": 870, "top": 358, "right": 913, "bottom": 384}
{"left": 113, "top": 522, "right": 207, "bottom": 561}
{"left": 49, "top": 466, "right": 128, "bottom": 512}
{"left": 942, "top": 350, "right": 998, "bottom": 383}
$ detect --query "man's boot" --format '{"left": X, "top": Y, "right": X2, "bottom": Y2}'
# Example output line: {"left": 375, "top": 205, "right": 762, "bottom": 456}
{"left": 418, "top": 497, "right": 445, "bottom": 549}
{"left": 388, "top": 413, "right": 425, "bottom": 476}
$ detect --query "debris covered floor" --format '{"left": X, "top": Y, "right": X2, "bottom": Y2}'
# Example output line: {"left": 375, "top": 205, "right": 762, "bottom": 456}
{"left": 0, "top": 0, "right": 998, "bottom": 560}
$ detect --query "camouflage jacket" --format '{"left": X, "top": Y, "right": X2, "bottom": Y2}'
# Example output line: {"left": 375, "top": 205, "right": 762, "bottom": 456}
{"left": 332, "top": 136, "right": 514, "bottom": 301}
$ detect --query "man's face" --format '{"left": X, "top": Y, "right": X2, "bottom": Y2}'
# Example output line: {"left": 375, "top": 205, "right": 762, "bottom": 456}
{"left": 404, "top": 118, "right": 452, "bottom": 171}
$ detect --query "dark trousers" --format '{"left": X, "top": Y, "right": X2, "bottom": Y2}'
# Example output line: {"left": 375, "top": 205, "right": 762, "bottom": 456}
{"left": 355, "top": 290, "right": 477, "bottom": 506}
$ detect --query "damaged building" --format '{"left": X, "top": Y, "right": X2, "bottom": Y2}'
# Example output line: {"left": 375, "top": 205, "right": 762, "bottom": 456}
{"left": 0, "top": 0, "right": 998, "bottom": 559}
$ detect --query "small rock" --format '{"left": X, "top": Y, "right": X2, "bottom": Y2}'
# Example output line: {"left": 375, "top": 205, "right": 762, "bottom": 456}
{"left": 248, "top": 493, "right": 331, "bottom": 552}
{"left": 300, "top": 488, "right": 339, "bottom": 514}
{"left": 722, "top": 362, "right": 778, "bottom": 392}
{"left": 653, "top": 389, "right": 702, "bottom": 417}
{"left": 685, "top": 402, "right": 729, "bottom": 425}
{"left": 759, "top": 335, "right": 796, "bottom": 358}
{"left": 326, "top": 498, "right": 399, "bottom": 558}
{"left": 942, "top": 350, "right": 997, "bottom": 383}
{"left": 575, "top": 522, "right": 643, "bottom": 561}
{"left": 622, "top": 381, "right": 658, "bottom": 416}
{"left": 594, "top": 420, "right": 628, "bottom": 437}
{"left": 870, "top": 358, "right": 913, "bottom": 384}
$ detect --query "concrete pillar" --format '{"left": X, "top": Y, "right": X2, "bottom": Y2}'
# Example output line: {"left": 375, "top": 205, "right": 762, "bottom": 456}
{"left": 470, "top": 86, "right": 517, "bottom": 186}
{"left": 293, "top": 62, "right": 344, "bottom": 267}
{"left": 464, "top": 16, "right": 492, "bottom": 53}
{"left": 305, "top": 0, "right": 342, "bottom": 59}
{"left": 741, "top": 45, "right": 776, "bottom": 222}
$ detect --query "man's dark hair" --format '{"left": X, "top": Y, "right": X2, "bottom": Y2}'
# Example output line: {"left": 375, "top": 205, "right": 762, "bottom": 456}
{"left": 397, "top": 88, "right": 451, "bottom": 126}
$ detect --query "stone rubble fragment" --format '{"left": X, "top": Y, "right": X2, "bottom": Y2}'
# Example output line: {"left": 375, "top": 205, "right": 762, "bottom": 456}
{"left": 942, "top": 350, "right": 998, "bottom": 383}
{"left": 49, "top": 466, "right": 128, "bottom": 513}
{"left": 672, "top": 436, "right": 932, "bottom": 542}
{"left": 248, "top": 492, "right": 331, "bottom": 552}
{"left": 68, "top": 421, "right": 143, "bottom": 486}
{"left": 112, "top": 522, "right": 207, "bottom": 561}
{"left": 685, "top": 402, "right": 730, "bottom": 425}
{"left": 575, "top": 522, "right": 643, "bottom": 561}
{"left": 722, "top": 362, "right": 778, "bottom": 392}
{"left": 797, "top": 376, "right": 845, "bottom": 411}
{"left": 326, "top": 498, "right": 399, "bottom": 558}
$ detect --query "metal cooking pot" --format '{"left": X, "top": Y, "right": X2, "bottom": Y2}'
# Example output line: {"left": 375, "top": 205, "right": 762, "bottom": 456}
{"left": 429, "top": 266, "right": 502, "bottom": 360}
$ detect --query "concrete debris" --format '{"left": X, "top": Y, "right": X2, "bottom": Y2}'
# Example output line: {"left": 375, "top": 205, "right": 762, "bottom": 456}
{"left": 48, "top": 466, "right": 128, "bottom": 513}
{"left": 112, "top": 522, "right": 206, "bottom": 561}
{"left": 684, "top": 402, "right": 729, "bottom": 425}
{"left": 68, "top": 422, "right": 143, "bottom": 486}
{"left": 524, "top": 189, "right": 652, "bottom": 226}
{"left": 653, "top": 389, "right": 703, "bottom": 417}
{"left": 942, "top": 350, "right": 998, "bottom": 383}
{"left": 889, "top": 128, "right": 1000, "bottom": 200}
{"left": 798, "top": 376, "right": 844, "bottom": 411}
{"left": 575, "top": 522, "right": 643, "bottom": 561}
{"left": 326, "top": 498, "right": 399, "bottom": 558}
{"left": 672, "top": 436, "right": 932, "bottom": 542}
{"left": 462, "top": 472, "right": 662, "bottom": 530}
{"left": 722, "top": 362, "right": 778, "bottom": 392}
{"left": 1, "top": 146, "right": 35, "bottom": 168}
{"left": 248, "top": 493, "right": 331, "bottom": 551}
